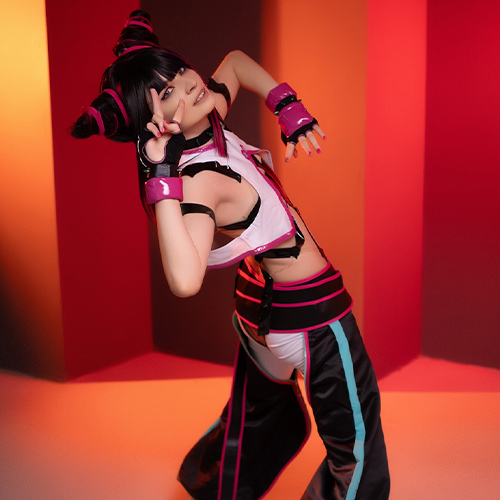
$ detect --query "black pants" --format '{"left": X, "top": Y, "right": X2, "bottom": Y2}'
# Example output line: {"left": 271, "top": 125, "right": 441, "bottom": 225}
{"left": 179, "top": 312, "right": 390, "bottom": 500}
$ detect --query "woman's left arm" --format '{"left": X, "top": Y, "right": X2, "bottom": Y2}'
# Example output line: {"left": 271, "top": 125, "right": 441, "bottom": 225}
{"left": 212, "top": 50, "right": 279, "bottom": 104}
{"left": 212, "top": 50, "right": 325, "bottom": 161}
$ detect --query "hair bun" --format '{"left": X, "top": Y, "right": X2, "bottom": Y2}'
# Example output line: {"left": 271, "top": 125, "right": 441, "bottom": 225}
{"left": 113, "top": 10, "right": 159, "bottom": 57}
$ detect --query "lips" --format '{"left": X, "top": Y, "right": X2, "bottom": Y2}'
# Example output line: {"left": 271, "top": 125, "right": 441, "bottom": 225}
{"left": 194, "top": 88, "right": 206, "bottom": 105}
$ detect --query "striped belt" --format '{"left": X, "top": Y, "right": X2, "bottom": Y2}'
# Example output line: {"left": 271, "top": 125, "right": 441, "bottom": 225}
{"left": 235, "top": 259, "right": 353, "bottom": 335}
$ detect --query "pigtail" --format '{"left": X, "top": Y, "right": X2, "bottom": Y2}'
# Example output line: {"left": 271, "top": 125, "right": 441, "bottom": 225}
{"left": 113, "top": 10, "right": 159, "bottom": 57}
{"left": 70, "top": 87, "right": 132, "bottom": 142}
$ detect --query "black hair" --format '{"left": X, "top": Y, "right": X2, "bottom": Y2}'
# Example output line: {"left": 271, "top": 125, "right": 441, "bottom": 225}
{"left": 71, "top": 10, "right": 191, "bottom": 143}
{"left": 70, "top": 10, "right": 228, "bottom": 217}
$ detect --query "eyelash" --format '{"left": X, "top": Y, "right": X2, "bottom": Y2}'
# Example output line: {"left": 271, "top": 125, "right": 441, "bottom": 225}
{"left": 161, "top": 67, "right": 186, "bottom": 100}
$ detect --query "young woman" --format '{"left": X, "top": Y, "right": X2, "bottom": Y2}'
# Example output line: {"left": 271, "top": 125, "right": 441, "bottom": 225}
{"left": 72, "top": 10, "right": 390, "bottom": 500}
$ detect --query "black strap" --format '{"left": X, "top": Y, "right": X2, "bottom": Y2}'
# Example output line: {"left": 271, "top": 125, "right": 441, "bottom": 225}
{"left": 184, "top": 126, "right": 214, "bottom": 150}
{"left": 218, "top": 197, "right": 261, "bottom": 231}
{"left": 258, "top": 269, "right": 274, "bottom": 336}
{"left": 274, "top": 94, "right": 299, "bottom": 114}
{"left": 254, "top": 220, "right": 305, "bottom": 262}
{"left": 218, "top": 344, "right": 247, "bottom": 498}
{"left": 208, "top": 77, "right": 231, "bottom": 104}
{"left": 180, "top": 203, "right": 216, "bottom": 225}
{"left": 281, "top": 118, "right": 318, "bottom": 146}
{"left": 181, "top": 161, "right": 241, "bottom": 182}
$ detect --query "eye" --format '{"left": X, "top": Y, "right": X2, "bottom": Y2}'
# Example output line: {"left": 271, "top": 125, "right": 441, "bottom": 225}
{"left": 178, "top": 67, "right": 186, "bottom": 76}
{"left": 161, "top": 87, "right": 173, "bottom": 100}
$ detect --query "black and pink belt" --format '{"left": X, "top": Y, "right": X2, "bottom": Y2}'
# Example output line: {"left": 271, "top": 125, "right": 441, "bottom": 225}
{"left": 235, "top": 259, "right": 353, "bottom": 336}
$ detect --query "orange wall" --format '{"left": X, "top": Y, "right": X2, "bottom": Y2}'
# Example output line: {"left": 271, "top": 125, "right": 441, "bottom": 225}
{"left": 261, "top": 0, "right": 367, "bottom": 326}
{"left": 262, "top": 1, "right": 426, "bottom": 377}
{"left": 0, "top": 0, "right": 64, "bottom": 379}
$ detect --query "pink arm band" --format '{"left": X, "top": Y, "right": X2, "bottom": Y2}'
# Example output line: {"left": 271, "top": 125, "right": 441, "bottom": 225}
{"left": 265, "top": 82, "right": 296, "bottom": 112}
{"left": 145, "top": 177, "right": 183, "bottom": 203}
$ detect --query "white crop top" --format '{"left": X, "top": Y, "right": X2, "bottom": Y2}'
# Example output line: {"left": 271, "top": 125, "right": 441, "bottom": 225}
{"left": 179, "top": 130, "right": 296, "bottom": 269}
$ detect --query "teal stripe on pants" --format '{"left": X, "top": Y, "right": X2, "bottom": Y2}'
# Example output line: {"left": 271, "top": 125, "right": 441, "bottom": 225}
{"left": 330, "top": 321, "right": 366, "bottom": 499}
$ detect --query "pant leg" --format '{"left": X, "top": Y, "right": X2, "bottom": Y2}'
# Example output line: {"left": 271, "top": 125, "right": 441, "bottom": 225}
{"left": 302, "top": 313, "right": 390, "bottom": 500}
{"left": 178, "top": 317, "right": 311, "bottom": 500}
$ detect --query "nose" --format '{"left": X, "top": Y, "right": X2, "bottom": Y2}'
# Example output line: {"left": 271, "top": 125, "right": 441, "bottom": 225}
{"left": 185, "top": 76, "right": 197, "bottom": 94}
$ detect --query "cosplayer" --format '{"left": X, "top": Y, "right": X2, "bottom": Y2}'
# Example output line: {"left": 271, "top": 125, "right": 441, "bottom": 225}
{"left": 71, "top": 10, "right": 390, "bottom": 500}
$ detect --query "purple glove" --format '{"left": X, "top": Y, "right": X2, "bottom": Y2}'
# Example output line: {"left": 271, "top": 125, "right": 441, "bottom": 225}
{"left": 137, "top": 131, "right": 186, "bottom": 203}
{"left": 265, "top": 83, "right": 318, "bottom": 145}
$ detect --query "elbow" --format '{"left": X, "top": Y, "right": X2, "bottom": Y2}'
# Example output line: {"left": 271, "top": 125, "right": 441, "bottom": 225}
{"left": 167, "top": 274, "right": 203, "bottom": 298}
{"left": 226, "top": 49, "right": 245, "bottom": 63}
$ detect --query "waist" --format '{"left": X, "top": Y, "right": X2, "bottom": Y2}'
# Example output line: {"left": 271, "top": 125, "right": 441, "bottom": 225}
{"left": 235, "top": 260, "right": 353, "bottom": 334}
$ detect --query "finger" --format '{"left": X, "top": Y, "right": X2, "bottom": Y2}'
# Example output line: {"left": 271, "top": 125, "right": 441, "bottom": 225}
{"left": 285, "top": 142, "right": 295, "bottom": 162}
{"left": 298, "top": 135, "right": 313, "bottom": 156}
{"left": 306, "top": 131, "right": 322, "bottom": 154}
{"left": 293, "top": 148, "right": 298, "bottom": 158}
{"left": 165, "top": 99, "right": 185, "bottom": 133}
{"left": 150, "top": 88, "right": 164, "bottom": 119}
{"left": 146, "top": 121, "right": 163, "bottom": 138}
{"left": 313, "top": 123, "right": 327, "bottom": 141}
{"left": 171, "top": 98, "right": 185, "bottom": 125}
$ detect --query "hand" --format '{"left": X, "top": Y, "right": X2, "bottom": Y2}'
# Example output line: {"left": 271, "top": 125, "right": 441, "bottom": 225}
{"left": 264, "top": 82, "right": 326, "bottom": 162}
{"left": 143, "top": 88, "right": 185, "bottom": 162}
{"left": 138, "top": 90, "right": 187, "bottom": 204}
{"left": 284, "top": 123, "right": 326, "bottom": 163}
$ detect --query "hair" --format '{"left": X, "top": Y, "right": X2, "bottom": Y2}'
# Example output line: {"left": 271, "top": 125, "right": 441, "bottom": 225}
{"left": 71, "top": 10, "right": 227, "bottom": 216}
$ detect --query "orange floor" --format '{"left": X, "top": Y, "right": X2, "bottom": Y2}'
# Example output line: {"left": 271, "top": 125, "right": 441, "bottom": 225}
{"left": 1, "top": 355, "right": 499, "bottom": 499}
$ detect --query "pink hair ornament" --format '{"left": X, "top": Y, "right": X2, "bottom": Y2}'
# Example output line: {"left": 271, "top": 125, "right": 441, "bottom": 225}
{"left": 120, "top": 45, "right": 153, "bottom": 56}
{"left": 125, "top": 20, "right": 153, "bottom": 32}
{"left": 103, "top": 88, "right": 130, "bottom": 126}
{"left": 87, "top": 107, "right": 105, "bottom": 135}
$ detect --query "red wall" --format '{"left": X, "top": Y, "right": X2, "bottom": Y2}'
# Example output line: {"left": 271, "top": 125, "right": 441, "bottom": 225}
{"left": 422, "top": 0, "right": 500, "bottom": 368}
{"left": 364, "top": 0, "right": 427, "bottom": 376}
{"left": 5, "top": 0, "right": 496, "bottom": 380}
{"left": 45, "top": 0, "right": 153, "bottom": 379}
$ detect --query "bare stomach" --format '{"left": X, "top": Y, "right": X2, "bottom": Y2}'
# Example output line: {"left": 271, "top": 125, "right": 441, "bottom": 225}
{"left": 247, "top": 205, "right": 329, "bottom": 284}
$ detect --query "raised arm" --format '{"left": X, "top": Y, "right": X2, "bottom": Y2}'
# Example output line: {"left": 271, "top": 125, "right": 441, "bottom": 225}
{"left": 212, "top": 50, "right": 326, "bottom": 162}
{"left": 212, "top": 50, "right": 279, "bottom": 105}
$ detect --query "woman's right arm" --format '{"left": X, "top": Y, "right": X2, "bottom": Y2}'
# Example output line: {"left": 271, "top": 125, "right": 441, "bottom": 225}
{"left": 144, "top": 93, "right": 217, "bottom": 298}
{"left": 154, "top": 197, "right": 215, "bottom": 297}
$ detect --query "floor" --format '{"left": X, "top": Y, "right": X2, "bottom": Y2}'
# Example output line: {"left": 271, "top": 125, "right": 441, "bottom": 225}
{"left": 1, "top": 354, "right": 499, "bottom": 499}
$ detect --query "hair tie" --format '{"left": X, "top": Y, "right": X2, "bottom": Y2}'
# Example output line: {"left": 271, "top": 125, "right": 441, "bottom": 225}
{"left": 103, "top": 88, "right": 130, "bottom": 127}
{"left": 87, "top": 107, "right": 105, "bottom": 135}
{"left": 125, "top": 20, "right": 153, "bottom": 32}
{"left": 120, "top": 45, "right": 153, "bottom": 56}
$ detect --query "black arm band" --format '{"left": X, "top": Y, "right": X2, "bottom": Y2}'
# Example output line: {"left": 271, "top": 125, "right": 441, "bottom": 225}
{"left": 208, "top": 78, "right": 231, "bottom": 104}
{"left": 149, "top": 164, "right": 179, "bottom": 178}
{"left": 180, "top": 203, "right": 216, "bottom": 225}
{"left": 274, "top": 95, "right": 299, "bottom": 114}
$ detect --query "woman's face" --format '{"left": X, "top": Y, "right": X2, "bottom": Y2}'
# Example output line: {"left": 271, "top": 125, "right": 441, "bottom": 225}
{"left": 153, "top": 67, "right": 216, "bottom": 138}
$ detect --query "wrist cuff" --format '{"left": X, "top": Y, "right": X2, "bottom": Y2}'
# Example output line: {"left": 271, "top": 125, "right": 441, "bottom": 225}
{"left": 145, "top": 177, "right": 183, "bottom": 203}
{"left": 265, "top": 82, "right": 296, "bottom": 113}
{"left": 278, "top": 101, "right": 314, "bottom": 138}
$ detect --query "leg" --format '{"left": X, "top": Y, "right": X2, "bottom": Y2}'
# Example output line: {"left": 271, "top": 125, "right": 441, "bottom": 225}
{"left": 302, "top": 313, "right": 390, "bottom": 500}
{"left": 178, "top": 316, "right": 311, "bottom": 500}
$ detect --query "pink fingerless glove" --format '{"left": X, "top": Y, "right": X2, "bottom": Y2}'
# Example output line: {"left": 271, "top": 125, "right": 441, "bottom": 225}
{"left": 265, "top": 83, "right": 317, "bottom": 145}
